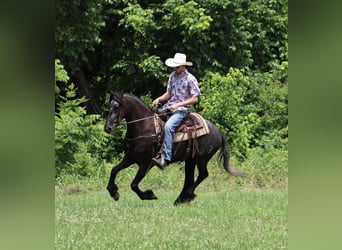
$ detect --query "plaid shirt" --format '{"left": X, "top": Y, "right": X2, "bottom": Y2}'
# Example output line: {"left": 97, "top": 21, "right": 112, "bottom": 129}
{"left": 163, "top": 69, "right": 201, "bottom": 111}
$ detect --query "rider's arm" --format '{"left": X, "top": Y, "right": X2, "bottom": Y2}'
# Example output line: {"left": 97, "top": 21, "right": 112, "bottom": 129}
{"left": 153, "top": 92, "right": 171, "bottom": 106}
{"left": 169, "top": 96, "right": 199, "bottom": 111}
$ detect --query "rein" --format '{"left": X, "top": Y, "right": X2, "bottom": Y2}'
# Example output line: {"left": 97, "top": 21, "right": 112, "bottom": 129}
{"left": 124, "top": 109, "right": 171, "bottom": 143}
{"left": 125, "top": 115, "right": 155, "bottom": 124}
{"left": 125, "top": 110, "right": 172, "bottom": 124}
{"left": 124, "top": 113, "right": 161, "bottom": 143}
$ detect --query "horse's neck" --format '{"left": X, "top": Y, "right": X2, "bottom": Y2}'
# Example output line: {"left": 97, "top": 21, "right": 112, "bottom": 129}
{"left": 125, "top": 103, "right": 153, "bottom": 122}
{"left": 124, "top": 95, "right": 154, "bottom": 137}
{"left": 127, "top": 109, "right": 151, "bottom": 120}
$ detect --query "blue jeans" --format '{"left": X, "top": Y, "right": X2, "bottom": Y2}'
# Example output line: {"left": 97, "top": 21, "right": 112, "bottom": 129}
{"left": 163, "top": 109, "right": 189, "bottom": 161}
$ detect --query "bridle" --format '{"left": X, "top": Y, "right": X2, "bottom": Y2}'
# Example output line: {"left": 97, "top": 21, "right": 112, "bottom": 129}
{"left": 111, "top": 101, "right": 171, "bottom": 143}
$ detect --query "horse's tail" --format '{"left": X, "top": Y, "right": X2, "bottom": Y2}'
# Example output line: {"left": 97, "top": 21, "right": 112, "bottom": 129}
{"left": 219, "top": 133, "right": 247, "bottom": 177}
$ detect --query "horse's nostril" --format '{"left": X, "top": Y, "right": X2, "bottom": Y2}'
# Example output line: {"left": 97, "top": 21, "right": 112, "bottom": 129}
{"left": 105, "top": 126, "right": 112, "bottom": 133}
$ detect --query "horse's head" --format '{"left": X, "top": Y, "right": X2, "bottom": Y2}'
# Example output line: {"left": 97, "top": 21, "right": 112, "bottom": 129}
{"left": 104, "top": 92, "right": 124, "bottom": 133}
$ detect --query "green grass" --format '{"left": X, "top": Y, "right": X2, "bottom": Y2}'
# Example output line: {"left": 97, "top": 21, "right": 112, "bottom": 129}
{"left": 55, "top": 149, "right": 288, "bottom": 249}
{"left": 55, "top": 188, "right": 287, "bottom": 249}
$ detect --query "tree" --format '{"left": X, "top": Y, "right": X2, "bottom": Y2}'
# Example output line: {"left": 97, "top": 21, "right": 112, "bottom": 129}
{"left": 55, "top": 0, "right": 288, "bottom": 162}
{"left": 56, "top": 0, "right": 105, "bottom": 113}
{"left": 56, "top": 0, "right": 287, "bottom": 111}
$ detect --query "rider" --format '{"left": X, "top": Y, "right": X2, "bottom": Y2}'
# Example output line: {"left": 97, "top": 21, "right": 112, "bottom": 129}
{"left": 152, "top": 53, "right": 201, "bottom": 168}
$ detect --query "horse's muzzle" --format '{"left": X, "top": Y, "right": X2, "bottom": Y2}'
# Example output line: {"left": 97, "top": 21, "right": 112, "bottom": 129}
{"left": 104, "top": 124, "right": 114, "bottom": 133}
{"left": 105, "top": 120, "right": 120, "bottom": 133}
{"left": 105, "top": 126, "right": 111, "bottom": 133}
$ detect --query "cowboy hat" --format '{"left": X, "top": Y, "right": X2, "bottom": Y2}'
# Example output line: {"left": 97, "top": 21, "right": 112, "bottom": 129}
{"left": 165, "top": 53, "right": 193, "bottom": 67}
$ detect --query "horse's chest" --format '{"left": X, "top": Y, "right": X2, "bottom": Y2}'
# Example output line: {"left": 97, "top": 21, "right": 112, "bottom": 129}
{"left": 124, "top": 138, "right": 155, "bottom": 157}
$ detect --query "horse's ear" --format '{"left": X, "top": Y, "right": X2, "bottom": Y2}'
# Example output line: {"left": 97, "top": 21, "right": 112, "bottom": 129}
{"left": 117, "top": 92, "right": 124, "bottom": 102}
{"left": 110, "top": 91, "right": 124, "bottom": 105}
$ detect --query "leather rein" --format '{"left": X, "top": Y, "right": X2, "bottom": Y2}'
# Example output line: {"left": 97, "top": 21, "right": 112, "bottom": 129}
{"left": 124, "top": 112, "right": 165, "bottom": 142}
{"left": 125, "top": 115, "right": 155, "bottom": 124}
{"left": 125, "top": 109, "right": 172, "bottom": 124}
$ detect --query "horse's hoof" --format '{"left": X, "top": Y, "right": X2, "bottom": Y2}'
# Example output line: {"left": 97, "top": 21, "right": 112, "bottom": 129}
{"left": 113, "top": 192, "right": 120, "bottom": 201}
{"left": 173, "top": 193, "right": 196, "bottom": 206}
{"left": 107, "top": 186, "right": 120, "bottom": 201}
{"left": 174, "top": 199, "right": 181, "bottom": 206}
{"left": 142, "top": 190, "right": 158, "bottom": 200}
{"left": 174, "top": 198, "right": 188, "bottom": 206}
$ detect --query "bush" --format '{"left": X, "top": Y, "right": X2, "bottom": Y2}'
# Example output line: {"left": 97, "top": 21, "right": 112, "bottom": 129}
{"left": 248, "top": 66, "right": 288, "bottom": 149}
{"left": 55, "top": 83, "right": 116, "bottom": 178}
{"left": 200, "top": 68, "right": 259, "bottom": 160}
{"left": 200, "top": 65, "right": 288, "bottom": 160}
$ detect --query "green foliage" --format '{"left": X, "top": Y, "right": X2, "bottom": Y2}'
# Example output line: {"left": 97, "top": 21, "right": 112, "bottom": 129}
{"left": 55, "top": 59, "right": 69, "bottom": 95}
{"left": 140, "top": 92, "right": 153, "bottom": 105}
{"left": 55, "top": 0, "right": 105, "bottom": 71}
{"left": 200, "top": 65, "right": 288, "bottom": 160}
{"left": 240, "top": 0, "right": 288, "bottom": 70}
{"left": 55, "top": 83, "right": 115, "bottom": 178}
{"left": 55, "top": 0, "right": 287, "bottom": 107}
{"left": 120, "top": 3, "right": 157, "bottom": 36}
{"left": 55, "top": 59, "right": 69, "bottom": 84}
{"left": 163, "top": 0, "right": 213, "bottom": 37}
{"left": 137, "top": 54, "right": 166, "bottom": 80}
{"left": 247, "top": 67, "right": 288, "bottom": 149}
{"left": 201, "top": 68, "right": 258, "bottom": 159}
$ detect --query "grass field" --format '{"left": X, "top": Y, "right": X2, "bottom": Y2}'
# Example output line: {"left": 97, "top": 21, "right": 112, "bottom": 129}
{"left": 55, "top": 187, "right": 287, "bottom": 249}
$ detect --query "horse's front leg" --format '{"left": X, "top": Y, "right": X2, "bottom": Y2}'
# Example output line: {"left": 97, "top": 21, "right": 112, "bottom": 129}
{"left": 131, "top": 162, "right": 158, "bottom": 200}
{"left": 107, "top": 157, "right": 133, "bottom": 201}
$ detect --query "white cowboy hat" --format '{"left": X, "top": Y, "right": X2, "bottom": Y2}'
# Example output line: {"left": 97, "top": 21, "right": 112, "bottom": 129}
{"left": 165, "top": 53, "right": 193, "bottom": 67}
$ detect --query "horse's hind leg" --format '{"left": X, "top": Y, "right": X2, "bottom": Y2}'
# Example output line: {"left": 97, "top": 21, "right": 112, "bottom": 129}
{"left": 175, "top": 162, "right": 209, "bottom": 205}
{"left": 131, "top": 162, "right": 158, "bottom": 200}
{"left": 192, "top": 161, "right": 209, "bottom": 191}
{"left": 174, "top": 160, "right": 196, "bottom": 206}
{"left": 107, "top": 157, "right": 132, "bottom": 201}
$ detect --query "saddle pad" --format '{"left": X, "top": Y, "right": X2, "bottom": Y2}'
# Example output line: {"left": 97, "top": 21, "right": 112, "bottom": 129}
{"left": 173, "top": 113, "right": 210, "bottom": 142}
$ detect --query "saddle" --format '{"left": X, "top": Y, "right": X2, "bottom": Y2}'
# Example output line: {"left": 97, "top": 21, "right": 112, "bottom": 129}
{"left": 173, "top": 113, "right": 210, "bottom": 142}
{"left": 153, "top": 111, "right": 210, "bottom": 158}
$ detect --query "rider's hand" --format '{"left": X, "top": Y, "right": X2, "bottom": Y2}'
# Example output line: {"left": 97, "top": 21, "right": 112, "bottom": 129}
{"left": 152, "top": 98, "right": 160, "bottom": 107}
{"left": 169, "top": 104, "right": 179, "bottom": 112}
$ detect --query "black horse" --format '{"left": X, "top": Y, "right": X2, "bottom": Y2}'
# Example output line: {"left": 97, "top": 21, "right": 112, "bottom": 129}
{"left": 104, "top": 92, "right": 245, "bottom": 205}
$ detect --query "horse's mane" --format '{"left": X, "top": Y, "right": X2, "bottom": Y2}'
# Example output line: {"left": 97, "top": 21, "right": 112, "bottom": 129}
{"left": 111, "top": 91, "right": 152, "bottom": 111}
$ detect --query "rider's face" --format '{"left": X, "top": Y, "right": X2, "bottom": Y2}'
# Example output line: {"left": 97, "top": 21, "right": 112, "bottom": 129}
{"left": 173, "top": 65, "right": 185, "bottom": 74}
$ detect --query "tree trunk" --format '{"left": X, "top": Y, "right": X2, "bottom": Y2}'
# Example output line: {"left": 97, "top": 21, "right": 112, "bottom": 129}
{"left": 73, "top": 68, "right": 101, "bottom": 114}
